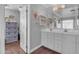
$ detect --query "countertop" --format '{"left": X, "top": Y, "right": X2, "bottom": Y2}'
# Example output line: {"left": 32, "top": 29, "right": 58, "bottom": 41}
{"left": 41, "top": 29, "right": 79, "bottom": 35}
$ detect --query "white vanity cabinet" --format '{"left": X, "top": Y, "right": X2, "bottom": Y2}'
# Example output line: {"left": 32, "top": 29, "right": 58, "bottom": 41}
{"left": 41, "top": 32, "right": 54, "bottom": 50}
{"left": 41, "top": 31, "right": 79, "bottom": 54}
{"left": 62, "top": 34, "right": 75, "bottom": 54}
{"left": 42, "top": 32, "right": 62, "bottom": 53}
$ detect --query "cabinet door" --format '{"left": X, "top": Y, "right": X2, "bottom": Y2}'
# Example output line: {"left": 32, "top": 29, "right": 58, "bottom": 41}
{"left": 54, "top": 40, "right": 62, "bottom": 53}
{"left": 54, "top": 33, "right": 62, "bottom": 53}
{"left": 62, "top": 34, "right": 75, "bottom": 54}
{"left": 76, "top": 35, "right": 79, "bottom": 54}
{"left": 41, "top": 32, "right": 48, "bottom": 47}
{"left": 47, "top": 32, "right": 54, "bottom": 50}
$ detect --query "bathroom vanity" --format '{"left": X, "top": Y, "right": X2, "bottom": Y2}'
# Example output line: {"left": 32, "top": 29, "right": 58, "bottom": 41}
{"left": 41, "top": 29, "right": 79, "bottom": 54}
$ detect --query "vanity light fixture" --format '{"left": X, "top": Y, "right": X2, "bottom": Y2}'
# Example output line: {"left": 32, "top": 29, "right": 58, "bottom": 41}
{"left": 53, "top": 4, "right": 65, "bottom": 12}
{"left": 33, "top": 11, "right": 38, "bottom": 19}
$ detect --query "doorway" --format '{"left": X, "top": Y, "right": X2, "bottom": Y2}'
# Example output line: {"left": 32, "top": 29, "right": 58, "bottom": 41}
{"left": 4, "top": 4, "right": 27, "bottom": 54}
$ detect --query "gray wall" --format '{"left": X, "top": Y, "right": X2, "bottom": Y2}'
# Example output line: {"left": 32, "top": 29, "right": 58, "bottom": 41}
{"left": 5, "top": 8, "right": 20, "bottom": 26}
{"left": 30, "top": 5, "right": 41, "bottom": 52}
{"left": 0, "top": 6, "right": 5, "bottom": 54}
{"left": 29, "top": 5, "right": 54, "bottom": 52}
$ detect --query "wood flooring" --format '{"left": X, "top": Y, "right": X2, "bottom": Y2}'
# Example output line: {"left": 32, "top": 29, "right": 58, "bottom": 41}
{"left": 5, "top": 41, "right": 25, "bottom": 54}
{"left": 31, "top": 46, "right": 61, "bottom": 54}
{"left": 5, "top": 41, "right": 60, "bottom": 54}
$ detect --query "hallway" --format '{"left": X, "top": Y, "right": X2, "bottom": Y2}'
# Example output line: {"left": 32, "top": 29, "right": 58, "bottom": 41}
{"left": 5, "top": 41, "right": 25, "bottom": 54}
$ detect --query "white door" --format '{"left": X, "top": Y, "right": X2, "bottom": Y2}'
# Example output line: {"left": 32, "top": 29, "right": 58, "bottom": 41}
{"left": 0, "top": 5, "right": 5, "bottom": 54}
{"left": 19, "top": 7, "right": 27, "bottom": 53}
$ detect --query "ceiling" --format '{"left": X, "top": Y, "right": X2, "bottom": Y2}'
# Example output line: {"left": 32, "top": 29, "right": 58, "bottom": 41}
{"left": 40, "top": 4, "right": 79, "bottom": 9}
{"left": 5, "top": 4, "right": 28, "bottom": 11}
{"left": 40, "top": 4, "right": 79, "bottom": 18}
{"left": 5, "top": 4, "right": 79, "bottom": 18}
{"left": 5, "top": 4, "right": 79, "bottom": 11}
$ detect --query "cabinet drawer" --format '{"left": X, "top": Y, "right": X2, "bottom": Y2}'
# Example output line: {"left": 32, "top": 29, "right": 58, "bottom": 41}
{"left": 54, "top": 33, "right": 62, "bottom": 41}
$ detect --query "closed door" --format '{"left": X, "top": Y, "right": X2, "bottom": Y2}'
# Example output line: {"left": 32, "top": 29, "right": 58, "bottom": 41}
{"left": 20, "top": 7, "right": 27, "bottom": 52}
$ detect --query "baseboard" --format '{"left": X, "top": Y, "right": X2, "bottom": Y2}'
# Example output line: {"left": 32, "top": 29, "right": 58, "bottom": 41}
{"left": 30, "top": 44, "right": 42, "bottom": 53}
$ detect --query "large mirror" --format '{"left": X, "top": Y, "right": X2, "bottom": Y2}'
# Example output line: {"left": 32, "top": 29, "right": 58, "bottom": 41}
{"left": 56, "top": 18, "right": 74, "bottom": 30}
{"left": 62, "top": 19, "right": 74, "bottom": 29}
